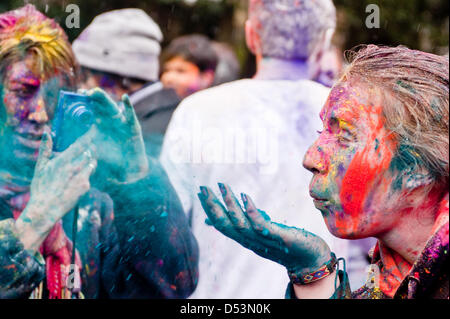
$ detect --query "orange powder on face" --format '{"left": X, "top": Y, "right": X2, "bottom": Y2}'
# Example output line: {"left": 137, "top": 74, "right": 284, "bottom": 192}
{"left": 338, "top": 105, "right": 395, "bottom": 233}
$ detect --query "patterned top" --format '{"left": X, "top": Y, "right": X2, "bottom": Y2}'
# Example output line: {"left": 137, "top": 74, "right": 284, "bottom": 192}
{"left": 286, "top": 218, "right": 449, "bottom": 299}
{"left": 352, "top": 219, "right": 449, "bottom": 299}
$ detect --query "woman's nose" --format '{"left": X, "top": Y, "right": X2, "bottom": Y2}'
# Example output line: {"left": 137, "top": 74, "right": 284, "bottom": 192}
{"left": 303, "top": 140, "right": 328, "bottom": 175}
{"left": 27, "top": 97, "right": 49, "bottom": 124}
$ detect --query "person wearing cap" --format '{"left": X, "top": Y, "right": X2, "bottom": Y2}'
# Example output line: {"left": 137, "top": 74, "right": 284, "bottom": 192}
{"left": 73, "top": 9, "right": 181, "bottom": 158}
{"left": 0, "top": 5, "right": 198, "bottom": 299}
{"left": 161, "top": 0, "right": 374, "bottom": 298}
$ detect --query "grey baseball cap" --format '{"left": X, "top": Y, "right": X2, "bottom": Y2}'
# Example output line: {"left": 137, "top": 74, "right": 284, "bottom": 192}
{"left": 73, "top": 8, "right": 163, "bottom": 81}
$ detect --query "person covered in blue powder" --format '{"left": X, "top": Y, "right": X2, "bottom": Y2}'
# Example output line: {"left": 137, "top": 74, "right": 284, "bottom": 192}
{"left": 0, "top": 5, "right": 198, "bottom": 299}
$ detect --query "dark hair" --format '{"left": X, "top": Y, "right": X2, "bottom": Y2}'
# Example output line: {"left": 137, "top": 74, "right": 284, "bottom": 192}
{"left": 161, "top": 34, "right": 218, "bottom": 72}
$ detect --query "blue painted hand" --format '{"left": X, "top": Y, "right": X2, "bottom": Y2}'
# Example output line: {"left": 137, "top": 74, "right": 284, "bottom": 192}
{"left": 86, "top": 88, "right": 149, "bottom": 183}
{"left": 197, "top": 183, "right": 334, "bottom": 279}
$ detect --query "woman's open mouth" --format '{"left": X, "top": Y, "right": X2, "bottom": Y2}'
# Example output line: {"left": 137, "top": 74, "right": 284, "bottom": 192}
{"left": 313, "top": 197, "right": 329, "bottom": 204}
{"left": 310, "top": 191, "right": 330, "bottom": 207}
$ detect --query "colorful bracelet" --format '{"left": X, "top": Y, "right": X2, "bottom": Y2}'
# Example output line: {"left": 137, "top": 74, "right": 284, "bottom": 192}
{"left": 288, "top": 252, "right": 338, "bottom": 285}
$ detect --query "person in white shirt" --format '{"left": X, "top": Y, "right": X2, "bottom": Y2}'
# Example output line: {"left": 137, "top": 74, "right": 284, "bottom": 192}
{"left": 161, "top": 0, "right": 374, "bottom": 298}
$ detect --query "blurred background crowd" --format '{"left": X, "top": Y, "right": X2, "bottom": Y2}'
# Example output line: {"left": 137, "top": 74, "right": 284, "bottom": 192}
{"left": 1, "top": 0, "right": 448, "bottom": 79}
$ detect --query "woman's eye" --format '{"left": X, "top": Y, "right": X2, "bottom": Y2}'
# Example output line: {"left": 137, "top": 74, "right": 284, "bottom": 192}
{"left": 337, "top": 131, "right": 355, "bottom": 146}
{"left": 328, "top": 118, "right": 339, "bottom": 132}
{"left": 316, "top": 130, "right": 323, "bottom": 135}
{"left": 11, "top": 87, "right": 34, "bottom": 98}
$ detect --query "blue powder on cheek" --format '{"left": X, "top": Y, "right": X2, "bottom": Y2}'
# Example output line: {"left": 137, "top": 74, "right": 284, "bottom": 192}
{"left": 389, "top": 144, "right": 421, "bottom": 191}
{"left": 374, "top": 138, "right": 379, "bottom": 151}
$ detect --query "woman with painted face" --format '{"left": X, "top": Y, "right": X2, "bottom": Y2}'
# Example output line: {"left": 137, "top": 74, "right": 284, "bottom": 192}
{"left": 0, "top": 5, "right": 198, "bottom": 299}
{"left": 198, "top": 45, "right": 449, "bottom": 299}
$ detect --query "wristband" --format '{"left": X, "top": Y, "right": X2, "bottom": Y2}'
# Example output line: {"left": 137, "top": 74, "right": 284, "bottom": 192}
{"left": 288, "top": 252, "right": 338, "bottom": 285}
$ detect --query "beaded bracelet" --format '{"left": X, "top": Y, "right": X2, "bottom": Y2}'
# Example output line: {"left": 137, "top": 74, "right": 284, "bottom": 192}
{"left": 288, "top": 252, "right": 338, "bottom": 285}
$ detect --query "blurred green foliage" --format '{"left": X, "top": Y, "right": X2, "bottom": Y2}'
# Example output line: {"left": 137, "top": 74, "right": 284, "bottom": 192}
{"left": 1, "top": 0, "right": 448, "bottom": 77}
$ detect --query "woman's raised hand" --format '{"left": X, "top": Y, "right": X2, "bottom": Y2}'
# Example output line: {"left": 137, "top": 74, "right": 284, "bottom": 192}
{"left": 198, "top": 183, "right": 334, "bottom": 277}
{"left": 15, "top": 130, "right": 97, "bottom": 252}
{"left": 86, "top": 88, "right": 149, "bottom": 183}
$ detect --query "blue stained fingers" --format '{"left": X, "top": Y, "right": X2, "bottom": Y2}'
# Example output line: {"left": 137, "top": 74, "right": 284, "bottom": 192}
{"left": 198, "top": 186, "right": 274, "bottom": 254}
{"left": 217, "top": 183, "right": 251, "bottom": 231}
{"left": 34, "top": 131, "right": 52, "bottom": 172}
{"left": 197, "top": 186, "right": 236, "bottom": 238}
{"left": 241, "top": 193, "right": 280, "bottom": 239}
{"left": 86, "top": 88, "right": 120, "bottom": 118}
{"left": 121, "top": 94, "right": 140, "bottom": 131}
{"left": 240, "top": 193, "right": 308, "bottom": 257}
{"left": 197, "top": 187, "right": 332, "bottom": 272}
{"left": 121, "top": 94, "right": 133, "bottom": 118}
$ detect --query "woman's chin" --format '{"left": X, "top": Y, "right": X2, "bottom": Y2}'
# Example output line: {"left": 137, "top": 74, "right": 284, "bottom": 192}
{"left": 323, "top": 216, "right": 368, "bottom": 240}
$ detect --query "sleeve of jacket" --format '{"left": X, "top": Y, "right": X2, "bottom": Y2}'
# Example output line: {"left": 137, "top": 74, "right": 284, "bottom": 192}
{"left": 99, "top": 157, "right": 199, "bottom": 298}
{"left": 0, "top": 218, "right": 45, "bottom": 299}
